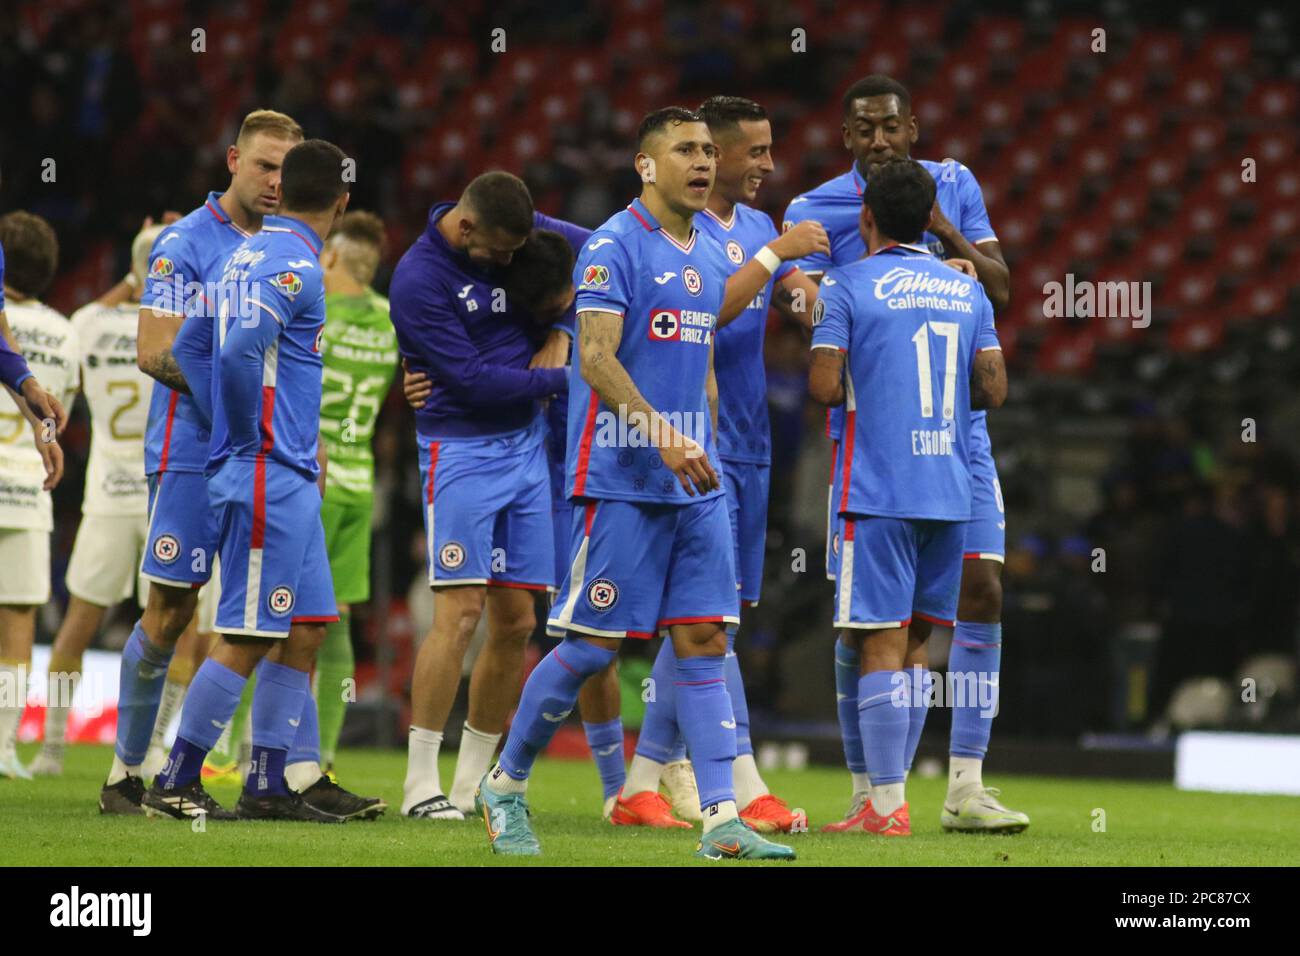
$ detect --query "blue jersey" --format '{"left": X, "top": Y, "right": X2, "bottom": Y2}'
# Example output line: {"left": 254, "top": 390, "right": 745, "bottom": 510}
{"left": 389, "top": 203, "right": 586, "bottom": 441}
{"left": 811, "top": 244, "right": 999, "bottom": 521}
{"left": 567, "top": 197, "right": 729, "bottom": 505}
{"left": 142, "top": 192, "right": 253, "bottom": 474}
{"left": 784, "top": 161, "right": 998, "bottom": 443}
{"left": 206, "top": 215, "right": 326, "bottom": 482}
{"left": 694, "top": 205, "right": 795, "bottom": 465}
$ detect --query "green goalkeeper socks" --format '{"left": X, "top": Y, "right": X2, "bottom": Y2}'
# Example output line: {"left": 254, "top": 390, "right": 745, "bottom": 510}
{"left": 316, "top": 611, "right": 354, "bottom": 768}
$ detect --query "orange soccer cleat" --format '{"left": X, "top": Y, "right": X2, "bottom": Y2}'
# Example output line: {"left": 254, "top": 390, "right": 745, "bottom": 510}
{"left": 609, "top": 789, "right": 692, "bottom": 829}
{"left": 821, "top": 793, "right": 873, "bottom": 832}
{"left": 739, "top": 793, "right": 796, "bottom": 833}
{"left": 860, "top": 801, "right": 911, "bottom": 836}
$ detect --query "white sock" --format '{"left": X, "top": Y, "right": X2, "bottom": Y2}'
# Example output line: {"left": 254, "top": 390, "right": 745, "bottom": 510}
{"left": 0, "top": 663, "right": 27, "bottom": 761}
{"left": 851, "top": 771, "right": 871, "bottom": 796}
{"left": 42, "top": 670, "right": 79, "bottom": 751}
{"left": 449, "top": 722, "right": 501, "bottom": 809}
{"left": 701, "top": 799, "right": 739, "bottom": 833}
{"left": 871, "top": 782, "right": 906, "bottom": 817}
{"left": 623, "top": 754, "right": 665, "bottom": 797}
{"left": 286, "top": 760, "right": 322, "bottom": 793}
{"left": 150, "top": 678, "right": 187, "bottom": 750}
{"left": 483, "top": 762, "right": 526, "bottom": 795}
{"left": 733, "top": 753, "right": 768, "bottom": 807}
{"left": 401, "top": 726, "right": 444, "bottom": 813}
{"left": 106, "top": 754, "right": 142, "bottom": 785}
{"left": 948, "top": 756, "right": 983, "bottom": 799}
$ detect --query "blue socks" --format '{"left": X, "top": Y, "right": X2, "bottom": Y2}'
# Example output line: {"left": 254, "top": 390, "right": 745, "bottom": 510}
{"left": 582, "top": 718, "right": 626, "bottom": 799}
{"left": 674, "top": 654, "right": 736, "bottom": 810}
{"left": 949, "top": 622, "right": 1001, "bottom": 758}
{"left": 833, "top": 637, "right": 866, "bottom": 774}
{"left": 288, "top": 681, "right": 321, "bottom": 769}
{"left": 722, "top": 625, "right": 752, "bottom": 757}
{"left": 160, "top": 659, "right": 246, "bottom": 789}
{"left": 116, "top": 621, "right": 175, "bottom": 767}
{"left": 247, "top": 661, "right": 309, "bottom": 796}
{"left": 499, "top": 637, "right": 617, "bottom": 780}
{"left": 634, "top": 637, "right": 681, "bottom": 763}
{"left": 857, "top": 670, "right": 907, "bottom": 786}
{"left": 901, "top": 666, "right": 934, "bottom": 771}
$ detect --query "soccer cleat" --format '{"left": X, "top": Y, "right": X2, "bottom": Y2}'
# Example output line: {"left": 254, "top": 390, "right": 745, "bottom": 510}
{"left": 941, "top": 787, "right": 1030, "bottom": 834}
{"left": 99, "top": 775, "right": 147, "bottom": 815}
{"left": 821, "top": 791, "right": 872, "bottom": 833}
{"left": 602, "top": 793, "right": 617, "bottom": 820}
{"left": 142, "top": 779, "right": 238, "bottom": 821}
{"left": 299, "top": 775, "right": 386, "bottom": 821}
{"left": 610, "top": 789, "right": 692, "bottom": 828}
{"left": 475, "top": 773, "right": 541, "bottom": 856}
{"left": 0, "top": 754, "right": 34, "bottom": 780}
{"left": 739, "top": 793, "right": 796, "bottom": 833}
{"left": 28, "top": 745, "right": 64, "bottom": 777}
{"left": 695, "top": 818, "right": 796, "bottom": 861}
{"left": 860, "top": 801, "right": 911, "bottom": 836}
{"left": 660, "top": 758, "right": 703, "bottom": 822}
{"left": 405, "top": 793, "right": 465, "bottom": 821}
{"left": 141, "top": 745, "right": 168, "bottom": 781}
{"left": 235, "top": 789, "right": 344, "bottom": 823}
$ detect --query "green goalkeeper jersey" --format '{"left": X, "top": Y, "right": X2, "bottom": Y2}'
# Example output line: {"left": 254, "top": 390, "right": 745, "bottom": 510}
{"left": 319, "top": 289, "right": 398, "bottom": 507}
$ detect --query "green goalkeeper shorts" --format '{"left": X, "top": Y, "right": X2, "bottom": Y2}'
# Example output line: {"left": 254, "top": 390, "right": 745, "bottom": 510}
{"left": 321, "top": 496, "right": 372, "bottom": 606}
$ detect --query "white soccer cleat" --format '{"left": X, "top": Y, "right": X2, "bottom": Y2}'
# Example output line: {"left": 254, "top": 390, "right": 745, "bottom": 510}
{"left": 660, "top": 759, "right": 703, "bottom": 822}
{"left": 28, "top": 746, "right": 65, "bottom": 777}
{"left": 602, "top": 793, "right": 617, "bottom": 820}
{"left": 941, "top": 787, "right": 1030, "bottom": 834}
{"left": 404, "top": 793, "right": 466, "bottom": 821}
{"left": 0, "top": 753, "right": 34, "bottom": 780}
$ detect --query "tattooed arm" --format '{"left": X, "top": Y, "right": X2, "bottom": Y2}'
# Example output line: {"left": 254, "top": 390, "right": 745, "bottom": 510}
{"left": 137, "top": 305, "right": 191, "bottom": 394}
{"left": 970, "top": 349, "right": 1007, "bottom": 410}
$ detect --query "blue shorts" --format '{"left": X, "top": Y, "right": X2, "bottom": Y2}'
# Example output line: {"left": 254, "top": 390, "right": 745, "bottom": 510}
{"left": 547, "top": 496, "right": 739, "bottom": 640}
{"left": 418, "top": 419, "right": 554, "bottom": 591}
{"left": 551, "top": 484, "right": 573, "bottom": 591}
{"left": 833, "top": 515, "right": 964, "bottom": 630}
{"left": 963, "top": 428, "right": 1006, "bottom": 563}
{"left": 141, "top": 471, "right": 219, "bottom": 588}
{"left": 826, "top": 439, "right": 843, "bottom": 580}
{"left": 722, "top": 458, "right": 769, "bottom": 606}
{"left": 208, "top": 460, "right": 338, "bottom": 638}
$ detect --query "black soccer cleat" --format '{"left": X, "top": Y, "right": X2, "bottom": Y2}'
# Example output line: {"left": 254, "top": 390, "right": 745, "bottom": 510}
{"left": 99, "top": 775, "right": 146, "bottom": 816}
{"left": 142, "top": 779, "right": 237, "bottom": 821}
{"left": 299, "top": 775, "right": 387, "bottom": 822}
{"left": 235, "top": 788, "right": 346, "bottom": 823}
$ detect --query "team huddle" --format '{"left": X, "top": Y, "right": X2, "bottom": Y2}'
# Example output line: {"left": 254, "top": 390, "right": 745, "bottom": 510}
{"left": 0, "top": 72, "right": 1028, "bottom": 860}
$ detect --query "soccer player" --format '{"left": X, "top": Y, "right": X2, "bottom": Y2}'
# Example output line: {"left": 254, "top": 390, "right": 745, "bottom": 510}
{"left": 143, "top": 138, "right": 362, "bottom": 822}
{"left": 784, "top": 75, "right": 1027, "bottom": 832}
{"left": 614, "top": 95, "right": 827, "bottom": 832}
{"left": 389, "top": 172, "right": 585, "bottom": 820}
{"left": 30, "top": 223, "right": 163, "bottom": 777}
{"left": 0, "top": 212, "right": 79, "bottom": 780}
{"left": 312, "top": 210, "right": 397, "bottom": 774}
{"left": 476, "top": 107, "right": 794, "bottom": 860}
{"left": 808, "top": 158, "right": 1007, "bottom": 835}
{"left": 99, "top": 109, "right": 305, "bottom": 814}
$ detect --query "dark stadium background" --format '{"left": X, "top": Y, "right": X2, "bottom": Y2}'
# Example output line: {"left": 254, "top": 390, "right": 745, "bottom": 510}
{"left": 4, "top": 0, "right": 1298, "bottom": 770}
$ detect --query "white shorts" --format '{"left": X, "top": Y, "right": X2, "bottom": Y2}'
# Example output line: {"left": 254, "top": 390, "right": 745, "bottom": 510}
{"left": 0, "top": 528, "right": 51, "bottom": 604}
{"left": 195, "top": 555, "right": 222, "bottom": 634}
{"left": 66, "top": 513, "right": 149, "bottom": 607}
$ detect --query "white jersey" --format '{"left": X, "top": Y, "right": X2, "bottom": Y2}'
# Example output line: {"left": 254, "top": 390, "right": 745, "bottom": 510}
{"left": 70, "top": 301, "right": 152, "bottom": 515}
{"left": 0, "top": 299, "right": 79, "bottom": 531}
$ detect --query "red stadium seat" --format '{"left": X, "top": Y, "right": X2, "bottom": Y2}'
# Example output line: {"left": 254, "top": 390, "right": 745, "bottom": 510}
{"left": 1247, "top": 82, "right": 1299, "bottom": 121}
{"left": 1179, "top": 118, "right": 1227, "bottom": 156}
{"left": 1194, "top": 34, "right": 1251, "bottom": 73}
{"left": 1036, "top": 331, "right": 1096, "bottom": 375}
{"left": 1175, "top": 200, "right": 1228, "bottom": 240}
{"left": 1227, "top": 281, "right": 1290, "bottom": 323}
{"left": 1163, "top": 265, "right": 1217, "bottom": 311}
{"left": 1136, "top": 229, "right": 1186, "bottom": 277}
{"left": 1167, "top": 313, "right": 1224, "bottom": 353}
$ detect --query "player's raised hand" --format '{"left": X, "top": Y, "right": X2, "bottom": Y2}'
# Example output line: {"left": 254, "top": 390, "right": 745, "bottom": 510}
{"left": 656, "top": 426, "right": 719, "bottom": 496}
{"left": 402, "top": 359, "right": 432, "bottom": 409}
{"left": 769, "top": 220, "right": 831, "bottom": 262}
{"left": 34, "top": 431, "right": 63, "bottom": 490}
{"left": 943, "top": 258, "right": 978, "bottom": 279}
{"left": 528, "top": 327, "right": 571, "bottom": 371}
{"left": 20, "top": 377, "right": 68, "bottom": 433}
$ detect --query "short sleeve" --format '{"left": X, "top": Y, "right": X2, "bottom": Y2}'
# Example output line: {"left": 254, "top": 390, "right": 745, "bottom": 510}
{"left": 810, "top": 271, "right": 852, "bottom": 352}
{"left": 144, "top": 228, "right": 198, "bottom": 316}
{"left": 975, "top": 293, "right": 1000, "bottom": 352}
{"left": 248, "top": 259, "right": 315, "bottom": 329}
{"left": 957, "top": 166, "right": 997, "bottom": 245}
{"left": 574, "top": 232, "right": 635, "bottom": 317}
{"left": 782, "top": 196, "right": 833, "bottom": 275}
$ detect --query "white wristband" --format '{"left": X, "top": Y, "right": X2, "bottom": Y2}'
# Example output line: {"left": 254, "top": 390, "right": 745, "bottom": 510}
{"left": 753, "top": 245, "right": 781, "bottom": 275}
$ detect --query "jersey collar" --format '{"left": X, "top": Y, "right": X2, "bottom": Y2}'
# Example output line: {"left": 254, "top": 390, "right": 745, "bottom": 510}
{"left": 627, "top": 197, "right": 697, "bottom": 253}
{"left": 701, "top": 206, "right": 737, "bottom": 230}
{"left": 204, "top": 191, "right": 253, "bottom": 237}
{"left": 265, "top": 215, "right": 323, "bottom": 257}
{"left": 870, "top": 242, "right": 932, "bottom": 257}
{"left": 849, "top": 163, "right": 866, "bottom": 196}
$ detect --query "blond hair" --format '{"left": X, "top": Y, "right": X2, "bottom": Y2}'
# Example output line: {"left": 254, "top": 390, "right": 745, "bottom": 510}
{"left": 236, "top": 109, "right": 303, "bottom": 146}
{"left": 326, "top": 210, "right": 387, "bottom": 286}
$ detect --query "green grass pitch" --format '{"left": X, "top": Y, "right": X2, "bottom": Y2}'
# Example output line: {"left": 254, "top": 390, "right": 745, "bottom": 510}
{"left": 1, "top": 744, "right": 1294, "bottom": 866}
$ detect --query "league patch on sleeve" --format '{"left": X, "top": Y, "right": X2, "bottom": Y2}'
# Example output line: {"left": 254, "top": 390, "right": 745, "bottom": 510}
{"left": 580, "top": 264, "right": 610, "bottom": 291}
{"left": 273, "top": 272, "right": 303, "bottom": 297}
{"left": 149, "top": 257, "right": 175, "bottom": 278}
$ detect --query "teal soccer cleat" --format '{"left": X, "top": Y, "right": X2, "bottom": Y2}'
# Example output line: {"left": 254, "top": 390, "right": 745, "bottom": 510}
{"left": 475, "top": 771, "right": 541, "bottom": 856}
{"left": 695, "top": 818, "right": 797, "bottom": 861}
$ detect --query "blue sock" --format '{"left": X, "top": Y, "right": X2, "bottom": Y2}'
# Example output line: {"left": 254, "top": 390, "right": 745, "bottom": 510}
{"left": 288, "top": 682, "right": 321, "bottom": 768}
{"left": 582, "top": 718, "right": 626, "bottom": 799}
{"left": 857, "top": 670, "right": 907, "bottom": 786}
{"left": 833, "top": 637, "right": 866, "bottom": 774}
{"left": 674, "top": 654, "right": 736, "bottom": 810}
{"left": 246, "top": 661, "right": 309, "bottom": 796}
{"left": 499, "top": 638, "right": 617, "bottom": 779}
{"left": 160, "top": 659, "right": 246, "bottom": 789}
{"left": 115, "top": 621, "right": 175, "bottom": 767}
{"left": 949, "top": 621, "right": 1002, "bottom": 758}
{"left": 634, "top": 637, "right": 682, "bottom": 763}
{"left": 902, "top": 666, "right": 934, "bottom": 771}
{"left": 722, "top": 625, "right": 753, "bottom": 757}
